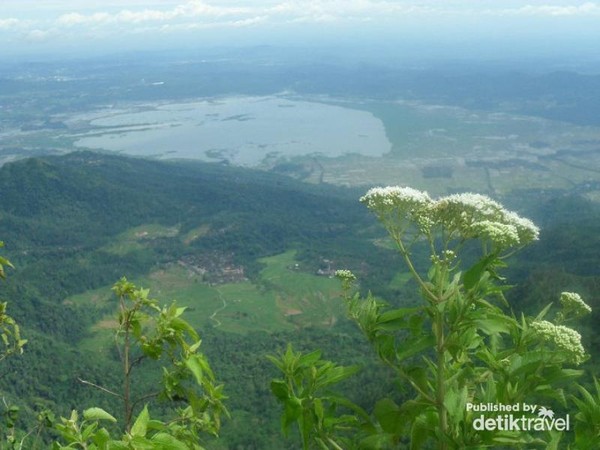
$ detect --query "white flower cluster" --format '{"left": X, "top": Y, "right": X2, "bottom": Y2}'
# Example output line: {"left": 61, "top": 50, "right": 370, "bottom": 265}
{"left": 502, "top": 211, "right": 540, "bottom": 244}
{"left": 443, "top": 250, "right": 456, "bottom": 260}
{"left": 560, "top": 291, "right": 592, "bottom": 317}
{"left": 470, "top": 220, "right": 520, "bottom": 248}
{"left": 438, "top": 193, "right": 504, "bottom": 217}
{"left": 430, "top": 249, "right": 457, "bottom": 265}
{"left": 530, "top": 320, "right": 587, "bottom": 365}
{"left": 334, "top": 269, "right": 357, "bottom": 282}
{"left": 360, "top": 186, "right": 540, "bottom": 249}
{"left": 360, "top": 186, "right": 431, "bottom": 209}
{"left": 432, "top": 192, "right": 539, "bottom": 247}
{"left": 360, "top": 186, "right": 434, "bottom": 232}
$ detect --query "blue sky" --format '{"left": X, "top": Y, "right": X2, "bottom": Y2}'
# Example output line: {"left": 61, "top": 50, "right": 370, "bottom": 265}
{"left": 2, "top": 1, "right": 600, "bottom": 60}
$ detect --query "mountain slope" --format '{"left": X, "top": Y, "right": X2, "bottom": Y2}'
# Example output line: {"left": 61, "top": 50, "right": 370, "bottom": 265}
{"left": 0, "top": 151, "right": 398, "bottom": 447}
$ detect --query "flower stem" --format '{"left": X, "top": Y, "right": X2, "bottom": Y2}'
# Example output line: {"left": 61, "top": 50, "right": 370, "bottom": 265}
{"left": 435, "top": 310, "right": 448, "bottom": 450}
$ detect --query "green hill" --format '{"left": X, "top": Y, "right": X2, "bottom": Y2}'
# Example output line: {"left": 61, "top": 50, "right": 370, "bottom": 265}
{"left": 0, "top": 152, "right": 400, "bottom": 448}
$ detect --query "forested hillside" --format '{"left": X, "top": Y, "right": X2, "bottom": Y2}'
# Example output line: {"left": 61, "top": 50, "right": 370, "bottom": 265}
{"left": 0, "top": 152, "right": 599, "bottom": 448}
{"left": 0, "top": 152, "right": 399, "bottom": 447}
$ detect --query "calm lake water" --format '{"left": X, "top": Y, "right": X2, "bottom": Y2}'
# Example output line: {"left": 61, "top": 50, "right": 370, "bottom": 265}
{"left": 74, "top": 96, "right": 391, "bottom": 166}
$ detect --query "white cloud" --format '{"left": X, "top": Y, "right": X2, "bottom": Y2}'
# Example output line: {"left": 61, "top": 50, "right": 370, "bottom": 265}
{"left": 49, "top": 0, "right": 440, "bottom": 32}
{"left": 229, "top": 16, "right": 268, "bottom": 27}
{"left": 56, "top": 1, "right": 252, "bottom": 28}
{"left": 177, "top": 0, "right": 252, "bottom": 17}
{"left": 115, "top": 9, "right": 178, "bottom": 23}
{"left": 57, "top": 12, "right": 111, "bottom": 26}
{"left": 0, "top": 18, "right": 22, "bottom": 29}
{"left": 513, "top": 2, "right": 600, "bottom": 16}
{"left": 475, "top": 1, "right": 600, "bottom": 17}
{"left": 5, "top": 0, "right": 600, "bottom": 50}
{"left": 26, "top": 0, "right": 600, "bottom": 34}
{"left": 24, "top": 28, "right": 59, "bottom": 42}
{"left": 267, "top": 0, "right": 432, "bottom": 19}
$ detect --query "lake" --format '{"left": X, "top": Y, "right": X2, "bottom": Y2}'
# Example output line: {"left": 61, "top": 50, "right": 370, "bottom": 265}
{"left": 73, "top": 96, "right": 391, "bottom": 166}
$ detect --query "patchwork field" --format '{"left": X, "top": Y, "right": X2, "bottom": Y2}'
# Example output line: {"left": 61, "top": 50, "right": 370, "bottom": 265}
{"left": 70, "top": 248, "right": 345, "bottom": 354}
{"left": 284, "top": 98, "right": 600, "bottom": 197}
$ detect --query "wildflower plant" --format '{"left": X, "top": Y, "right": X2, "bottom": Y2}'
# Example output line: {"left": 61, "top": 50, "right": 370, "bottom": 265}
{"left": 271, "top": 187, "right": 593, "bottom": 449}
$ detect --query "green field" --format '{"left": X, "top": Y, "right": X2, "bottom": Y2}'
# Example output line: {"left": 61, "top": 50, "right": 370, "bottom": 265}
{"left": 101, "top": 223, "right": 181, "bottom": 255}
{"left": 71, "top": 249, "right": 345, "bottom": 352}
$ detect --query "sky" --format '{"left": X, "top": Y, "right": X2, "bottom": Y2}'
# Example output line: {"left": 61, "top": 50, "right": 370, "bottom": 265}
{"left": 2, "top": 1, "right": 600, "bottom": 61}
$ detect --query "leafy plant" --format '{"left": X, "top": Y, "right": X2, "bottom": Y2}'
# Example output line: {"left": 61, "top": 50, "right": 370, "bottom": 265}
{"left": 267, "top": 344, "right": 368, "bottom": 449}
{"left": 0, "top": 241, "right": 30, "bottom": 449}
{"left": 272, "top": 187, "right": 595, "bottom": 449}
{"left": 52, "top": 278, "right": 228, "bottom": 449}
{"left": 0, "top": 242, "right": 26, "bottom": 364}
{"left": 571, "top": 378, "right": 600, "bottom": 449}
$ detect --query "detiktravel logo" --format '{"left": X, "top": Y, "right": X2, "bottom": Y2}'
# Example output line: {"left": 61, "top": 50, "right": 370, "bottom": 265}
{"left": 467, "top": 402, "right": 570, "bottom": 432}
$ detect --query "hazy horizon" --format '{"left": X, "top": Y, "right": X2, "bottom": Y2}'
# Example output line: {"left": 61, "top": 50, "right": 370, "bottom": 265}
{"left": 3, "top": 1, "right": 600, "bottom": 70}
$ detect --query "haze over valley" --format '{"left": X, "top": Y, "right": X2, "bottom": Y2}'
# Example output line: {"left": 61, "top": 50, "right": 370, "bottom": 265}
{"left": 3, "top": 48, "right": 600, "bottom": 199}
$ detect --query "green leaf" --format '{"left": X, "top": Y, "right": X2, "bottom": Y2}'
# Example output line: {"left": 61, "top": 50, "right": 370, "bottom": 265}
{"left": 130, "top": 405, "right": 150, "bottom": 438}
{"left": 396, "top": 335, "right": 435, "bottom": 363}
{"left": 359, "top": 433, "right": 394, "bottom": 450}
{"left": 314, "top": 398, "right": 324, "bottom": 425}
{"left": 374, "top": 334, "right": 396, "bottom": 361}
{"left": 464, "top": 254, "right": 496, "bottom": 290}
{"left": 127, "top": 435, "right": 155, "bottom": 449}
{"left": 83, "top": 407, "right": 117, "bottom": 423}
{"left": 92, "top": 428, "right": 111, "bottom": 448}
{"left": 81, "top": 423, "right": 98, "bottom": 441}
{"left": 545, "top": 430, "right": 563, "bottom": 450}
{"left": 170, "top": 317, "right": 198, "bottom": 341}
{"left": 265, "top": 354, "right": 284, "bottom": 372}
{"left": 374, "top": 398, "right": 404, "bottom": 435}
{"left": 141, "top": 341, "right": 163, "bottom": 359}
{"left": 171, "top": 304, "right": 187, "bottom": 318}
{"left": 376, "top": 307, "right": 422, "bottom": 331}
{"left": 443, "top": 385, "right": 467, "bottom": 421}
{"left": 474, "top": 312, "right": 514, "bottom": 335}
{"left": 405, "top": 365, "right": 431, "bottom": 394}
{"left": 315, "top": 365, "right": 360, "bottom": 390}
{"left": 185, "top": 354, "right": 204, "bottom": 385}
{"left": 492, "top": 435, "right": 533, "bottom": 444}
{"left": 150, "top": 433, "right": 190, "bottom": 450}
{"left": 270, "top": 380, "right": 289, "bottom": 401}
{"left": 410, "top": 411, "right": 435, "bottom": 450}
{"left": 189, "top": 339, "right": 202, "bottom": 354}
{"left": 282, "top": 396, "right": 302, "bottom": 436}
{"left": 534, "top": 302, "right": 554, "bottom": 321}
{"left": 298, "top": 349, "right": 322, "bottom": 368}
{"left": 185, "top": 353, "right": 215, "bottom": 386}
{"left": 328, "top": 394, "right": 371, "bottom": 423}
